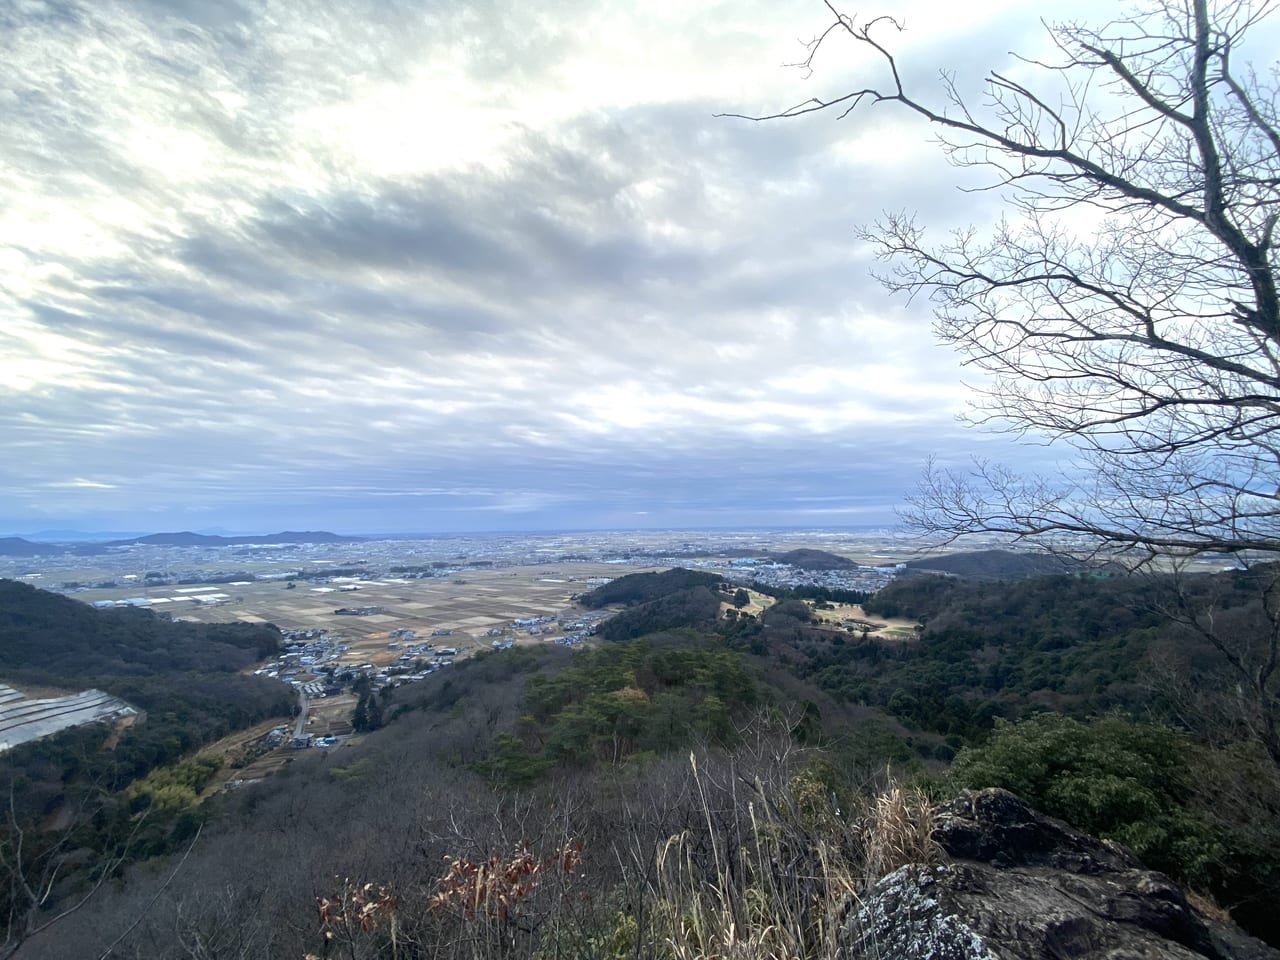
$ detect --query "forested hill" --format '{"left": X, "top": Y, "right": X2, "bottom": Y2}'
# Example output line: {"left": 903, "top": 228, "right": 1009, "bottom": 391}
{"left": 578, "top": 567, "right": 724, "bottom": 606}
{"left": 0, "top": 578, "right": 281, "bottom": 681}
{"left": 772, "top": 548, "right": 856, "bottom": 570}
{"left": 578, "top": 567, "right": 727, "bottom": 640}
{"left": 901, "top": 549, "right": 1086, "bottom": 580}
{"left": 0, "top": 580, "right": 294, "bottom": 940}
{"left": 0, "top": 581, "right": 291, "bottom": 757}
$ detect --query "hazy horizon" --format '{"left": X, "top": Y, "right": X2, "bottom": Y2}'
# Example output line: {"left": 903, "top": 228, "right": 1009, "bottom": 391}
{"left": 4, "top": 520, "right": 902, "bottom": 542}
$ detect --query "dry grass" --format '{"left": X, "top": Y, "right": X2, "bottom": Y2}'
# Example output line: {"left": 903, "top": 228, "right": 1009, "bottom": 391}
{"left": 1185, "top": 889, "right": 1233, "bottom": 925}
{"left": 643, "top": 759, "right": 939, "bottom": 960}
{"left": 858, "top": 782, "right": 942, "bottom": 887}
{"left": 651, "top": 812, "right": 851, "bottom": 960}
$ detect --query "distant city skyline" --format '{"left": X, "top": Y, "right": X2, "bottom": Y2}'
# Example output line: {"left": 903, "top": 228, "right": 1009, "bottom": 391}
{"left": 7, "top": 0, "right": 1241, "bottom": 534}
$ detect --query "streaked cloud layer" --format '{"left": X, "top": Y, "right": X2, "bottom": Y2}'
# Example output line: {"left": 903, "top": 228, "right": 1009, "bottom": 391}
{"left": 3, "top": 0, "right": 1101, "bottom": 533}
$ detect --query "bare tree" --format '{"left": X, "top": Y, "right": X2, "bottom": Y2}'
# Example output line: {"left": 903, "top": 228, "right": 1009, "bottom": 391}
{"left": 728, "top": 0, "right": 1280, "bottom": 757}
{"left": 0, "top": 784, "right": 146, "bottom": 960}
{"left": 733, "top": 0, "right": 1279, "bottom": 561}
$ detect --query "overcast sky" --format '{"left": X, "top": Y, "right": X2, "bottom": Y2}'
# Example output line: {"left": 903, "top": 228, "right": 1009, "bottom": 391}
{"left": 1, "top": 0, "right": 1167, "bottom": 535}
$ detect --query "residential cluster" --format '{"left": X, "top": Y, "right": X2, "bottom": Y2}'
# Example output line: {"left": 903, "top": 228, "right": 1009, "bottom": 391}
{"left": 253, "top": 606, "right": 611, "bottom": 709}
{"left": 715, "top": 558, "right": 905, "bottom": 593}
{"left": 252, "top": 629, "right": 450, "bottom": 695}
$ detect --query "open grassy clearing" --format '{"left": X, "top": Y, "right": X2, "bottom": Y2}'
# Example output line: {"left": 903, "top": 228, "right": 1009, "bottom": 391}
{"left": 728, "top": 587, "right": 775, "bottom": 616}
{"left": 806, "top": 601, "right": 920, "bottom": 639}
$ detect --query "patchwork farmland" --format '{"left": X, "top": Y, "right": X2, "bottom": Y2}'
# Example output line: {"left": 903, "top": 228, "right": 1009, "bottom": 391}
{"left": 72, "top": 563, "right": 661, "bottom": 667}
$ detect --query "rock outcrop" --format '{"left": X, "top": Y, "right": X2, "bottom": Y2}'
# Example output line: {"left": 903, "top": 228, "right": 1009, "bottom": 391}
{"left": 841, "top": 788, "right": 1278, "bottom": 960}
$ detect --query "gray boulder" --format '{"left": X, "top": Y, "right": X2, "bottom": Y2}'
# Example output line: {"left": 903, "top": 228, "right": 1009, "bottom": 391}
{"left": 841, "top": 789, "right": 1278, "bottom": 960}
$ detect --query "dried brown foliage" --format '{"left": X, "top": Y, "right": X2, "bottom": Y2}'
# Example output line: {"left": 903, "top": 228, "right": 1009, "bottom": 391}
{"left": 427, "top": 839, "right": 585, "bottom": 923}
{"left": 317, "top": 880, "right": 399, "bottom": 934}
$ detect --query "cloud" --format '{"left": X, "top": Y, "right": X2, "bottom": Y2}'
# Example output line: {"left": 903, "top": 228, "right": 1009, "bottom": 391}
{"left": 0, "top": 0, "right": 1120, "bottom": 533}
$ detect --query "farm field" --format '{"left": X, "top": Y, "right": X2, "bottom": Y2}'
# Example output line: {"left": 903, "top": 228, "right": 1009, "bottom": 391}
{"left": 198, "top": 693, "right": 360, "bottom": 796}
{"left": 72, "top": 563, "right": 664, "bottom": 667}
{"left": 195, "top": 716, "right": 295, "bottom": 799}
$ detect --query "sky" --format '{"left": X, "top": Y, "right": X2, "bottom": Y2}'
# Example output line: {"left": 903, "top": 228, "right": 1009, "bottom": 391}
{"left": 1, "top": 0, "right": 1147, "bottom": 535}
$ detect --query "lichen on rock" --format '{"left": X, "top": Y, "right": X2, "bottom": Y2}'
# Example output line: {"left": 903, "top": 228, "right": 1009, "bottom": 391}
{"left": 839, "top": 789, "right": 1279, "bottom": 960}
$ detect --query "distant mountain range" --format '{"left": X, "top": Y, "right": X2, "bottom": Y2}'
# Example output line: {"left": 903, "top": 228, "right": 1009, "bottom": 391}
{"left": 0, "top": 537, "right": 67, "bottom": 557}
{"left": 102, "top": 530, "right": 361, "bottom": 547}
{"left": 0, "top": 531, "right": 361, "bottom": 555}
{"left": 20, "top": 529, "right": 151, "bottom": 542}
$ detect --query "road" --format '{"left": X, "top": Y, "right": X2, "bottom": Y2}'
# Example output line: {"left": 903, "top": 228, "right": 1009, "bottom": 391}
{"left": 293, "top": 689, "right": 308, "bottom": 738}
